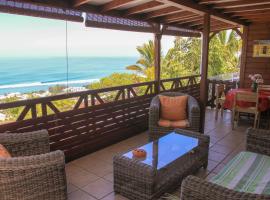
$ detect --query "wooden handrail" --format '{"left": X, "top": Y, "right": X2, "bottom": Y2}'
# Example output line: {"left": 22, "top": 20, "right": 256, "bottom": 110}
{"left": 0, "top": 75, "right": 200, "bottom": 110}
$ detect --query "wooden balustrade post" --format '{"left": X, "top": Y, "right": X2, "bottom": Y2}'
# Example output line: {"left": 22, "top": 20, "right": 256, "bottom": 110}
{"left": 154, "top": 24, "right": 162, "bottom": 94}
{"left": 200, "top": 14, "right": 210, "bottom": 133}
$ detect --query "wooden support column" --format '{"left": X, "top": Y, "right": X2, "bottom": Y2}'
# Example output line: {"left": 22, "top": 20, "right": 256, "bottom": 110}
{"left": 200, "top": 14, "right": 210, "bottom": 133}
{"left": 239, "top": 26, "right": 248, "bottom": 88}
{"left": 154, "top": 24, "right": 162, "bottom": 94}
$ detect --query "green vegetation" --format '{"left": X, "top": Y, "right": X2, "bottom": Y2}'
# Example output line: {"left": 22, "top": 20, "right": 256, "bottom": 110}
{"left": 87, "top": 30, "right": 241, "bottom": 89}
{"left": 49, "top": 85, "right": 67, "bottom": 94}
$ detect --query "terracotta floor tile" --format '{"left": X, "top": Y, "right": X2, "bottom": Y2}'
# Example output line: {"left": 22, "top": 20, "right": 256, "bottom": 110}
{"left": 210, "top": 144, "right": 234, "bottom": 155}
{"left": 208, "top": 150, "right": 227, "bottom": 162}
{"left": 67, "top": 183, "right": 79, "bottom": 194}
{"left": 73, "top": 158, "right": 113, "bottom": 177}
{"left": 207, "top": 159, "right": 219, "bottom": 172}
{"left": 68, "top": 190, "right": 97, "bottom": 200}
{"left": 103, "top": 172, "right": 114, "bottom": 183}
{"left": 101, "top": 193, "right": 129, "bottom": 200}
{"left": 66, "top": 164, "right": 100, "bottom": 188}
{"left": 82, "top": 178, "right": 114, "bottom": 199}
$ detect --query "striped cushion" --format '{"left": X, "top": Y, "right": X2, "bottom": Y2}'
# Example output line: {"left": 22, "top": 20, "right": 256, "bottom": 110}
{"left": 210, "top": 151, "right": 270, "bottom": 195}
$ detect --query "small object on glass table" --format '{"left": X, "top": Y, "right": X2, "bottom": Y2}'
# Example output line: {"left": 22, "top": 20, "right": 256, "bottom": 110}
{"left": 132, "top": 149, "right": 147, "bottom": 158}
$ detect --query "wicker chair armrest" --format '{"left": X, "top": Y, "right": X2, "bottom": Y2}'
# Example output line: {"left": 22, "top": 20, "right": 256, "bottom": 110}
{"left": 0, "top": 150, "right": 67, "bottom": 200}
{"left": 181, "top": 175, "right": 270, "bottom": 200}
{"left": 149, "top": 96, "right": 160, "bottom": 127}
{"left": 0, "top": 129, "right": 50, "bottom": 157}
{"left": 187, "top": 96, "right": 200, "bottom": 130}
{"left": 246, "top": 128, "right": 270, "bottom": 156}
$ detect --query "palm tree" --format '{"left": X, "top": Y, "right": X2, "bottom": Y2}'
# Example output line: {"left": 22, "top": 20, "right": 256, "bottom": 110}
{"left": 126, "top": 40, "right": 155, "bottom": 77}
{"left": 216, "top": 30, "right": 241, "bottom": 68}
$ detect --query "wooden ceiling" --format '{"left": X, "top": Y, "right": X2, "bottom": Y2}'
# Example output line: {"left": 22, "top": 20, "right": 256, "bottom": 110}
{"left": 5, "top": 0, "right": 270, "bottom": 32}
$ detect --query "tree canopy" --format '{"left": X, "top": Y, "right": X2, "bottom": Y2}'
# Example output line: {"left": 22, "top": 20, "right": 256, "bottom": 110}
{"left": 87, "top": 30, "right": 241, "bottom": 88}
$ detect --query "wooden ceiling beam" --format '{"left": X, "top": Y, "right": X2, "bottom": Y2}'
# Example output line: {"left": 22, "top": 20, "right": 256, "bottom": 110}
{"left": 214, "top": 0, "right": 270, "bottom": 9}
{"left": 199, "top": 0, "right": 241, "bottom": 4}
{"left": 224, "top": 4, "right": 270, "bottom": 13}
{"left": 125, "top": 1, "right": 164, "bottom": 16}
{"left": 101, "top": 0, "right": 136, "bottom": 13}
{"left": 233, "top": 9, "right": 270, "bottom": 17}
{"left": 155, "top": 0, "right": 248, "bottom": 25}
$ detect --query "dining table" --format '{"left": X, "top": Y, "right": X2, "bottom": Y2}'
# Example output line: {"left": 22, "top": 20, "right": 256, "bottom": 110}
{"left": 223, "top": 88, "right": 270, "bottom": 112}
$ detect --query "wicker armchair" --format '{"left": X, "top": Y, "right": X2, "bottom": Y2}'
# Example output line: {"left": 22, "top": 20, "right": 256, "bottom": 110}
{"left": 0, "top": 130, "right": 67, "bottom": 200}
{"left": 149, "top": 92, "right": 200, "bottom": 141}
{"left": 180, "top": 128, "right": 270, "bottom": 200}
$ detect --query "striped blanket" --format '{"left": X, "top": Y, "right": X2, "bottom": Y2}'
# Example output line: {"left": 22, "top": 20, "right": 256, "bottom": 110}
{"left": 210, "top": 151, "right": 270, "bottom": 195}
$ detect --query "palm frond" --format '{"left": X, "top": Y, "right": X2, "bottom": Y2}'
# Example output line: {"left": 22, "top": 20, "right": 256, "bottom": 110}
{"left": 126, "top": 65, "right": 143, "bottom": 72}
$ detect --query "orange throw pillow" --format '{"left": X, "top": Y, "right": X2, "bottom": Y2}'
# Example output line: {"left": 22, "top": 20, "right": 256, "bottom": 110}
{"left": 159, "top": 95, "right": 188, "bottom": 121}
{"left": 0, "top": 144, "right": 11, "bottom": 158}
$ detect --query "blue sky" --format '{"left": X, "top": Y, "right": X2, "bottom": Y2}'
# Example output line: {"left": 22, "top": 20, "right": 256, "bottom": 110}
{"left": 0, "top": 13, "right": 175, "bottom": 57}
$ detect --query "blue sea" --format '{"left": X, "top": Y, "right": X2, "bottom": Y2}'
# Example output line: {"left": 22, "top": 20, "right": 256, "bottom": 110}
{"left": 0, "top": 57, "right": 138, "bottom": 94}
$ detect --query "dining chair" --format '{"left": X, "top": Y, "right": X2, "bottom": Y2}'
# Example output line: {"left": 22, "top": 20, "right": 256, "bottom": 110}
{"left": 215, "top": 84, "right": 226, "bottom": 120}
{"left": 232, "top": 91, "right": 260, "bottom": 129}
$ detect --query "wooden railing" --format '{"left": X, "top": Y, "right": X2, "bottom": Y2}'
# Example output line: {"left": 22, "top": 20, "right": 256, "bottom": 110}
{"left": 207, "top": 79, "right": 238, "bottom": 108}
{"left": 0, "top": 75, "right": 200, "bottom": 161}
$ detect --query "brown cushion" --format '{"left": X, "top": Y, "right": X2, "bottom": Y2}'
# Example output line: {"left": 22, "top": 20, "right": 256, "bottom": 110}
{"left": 159, "top": 95, "right": 188, "bottom": 121}
{"left": 158, "top": 119, "right": 171, "bottom": 127}
{"left": 171, "top": 119, "right": 190, "bottom": 128}
{"left": 158, "top": 119, "right": 190, "bottom": 128}
{"left": 0, "top": 144, "right": 11, "bottom": 158}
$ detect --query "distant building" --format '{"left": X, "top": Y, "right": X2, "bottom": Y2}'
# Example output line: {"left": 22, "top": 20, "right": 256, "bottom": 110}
{"left": 63, "top": 87, "right": 87, "bottom": 93}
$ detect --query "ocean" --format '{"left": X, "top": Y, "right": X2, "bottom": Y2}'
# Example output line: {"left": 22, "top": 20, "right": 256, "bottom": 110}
{"left": 0, "top": 57, "right": 138, "bottom": 94}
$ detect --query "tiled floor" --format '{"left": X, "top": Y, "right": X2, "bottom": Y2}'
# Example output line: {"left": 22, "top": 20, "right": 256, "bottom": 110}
{"left": 67, "top": 108, "right": 250, "bottom": 200}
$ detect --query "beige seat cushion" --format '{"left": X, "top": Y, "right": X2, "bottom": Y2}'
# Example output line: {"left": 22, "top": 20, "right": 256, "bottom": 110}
{"left": 0, "top": 144, "right": 11, "bottom": 158}
{"left": 159, "top": 95, "right": 188, "bottom": 121}
{"left": 158, "top": 119, "right": 190, "bottom": 128}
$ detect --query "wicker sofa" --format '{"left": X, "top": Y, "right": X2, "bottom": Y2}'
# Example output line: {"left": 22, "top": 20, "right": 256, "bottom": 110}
{"left": 0, "top": 130, "right": 67, "bottom": 200}
{"left": 180, "top": 128, "right": 270, "bottom": 200}
{"left": 149, "top": 92, "right": 200, "bottom": 141}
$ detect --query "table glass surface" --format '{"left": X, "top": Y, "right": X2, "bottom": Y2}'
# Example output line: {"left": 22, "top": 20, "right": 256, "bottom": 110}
{"left": 123, "top": 132, "right": 199, "bottom": 170}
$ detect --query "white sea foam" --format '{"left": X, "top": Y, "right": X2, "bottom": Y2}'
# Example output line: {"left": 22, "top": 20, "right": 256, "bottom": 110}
{"left": 0, "top": 79, "right": 99, "bottom": 89}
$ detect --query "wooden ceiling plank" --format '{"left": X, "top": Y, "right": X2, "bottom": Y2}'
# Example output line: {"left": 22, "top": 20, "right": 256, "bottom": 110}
{"left": 125, "top": 1, "right": 164, "bottom": 16}
{"left": 162, "top": 12, "right": 198, "bottom": 23}
{"left": 73, "top": 0, "right": 94, "bottom": 7}
{"left": 101, "top": 0, "right": 136, "bottom": 13}
{"left": 145, "top": 6, "right": 182, "bottom": 19}
{"left": 155, "top": 0, "right": 248, "bottom": 25}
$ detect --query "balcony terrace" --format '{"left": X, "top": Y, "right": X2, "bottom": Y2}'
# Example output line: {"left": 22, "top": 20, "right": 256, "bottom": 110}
{"left": 66, "top": 108, "right": 247, "bottom": 200}
{"left": 1, "top": 0, "right": 270, "bottom": 200}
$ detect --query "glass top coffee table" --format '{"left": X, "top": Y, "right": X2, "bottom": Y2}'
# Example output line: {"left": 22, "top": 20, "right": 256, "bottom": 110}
{"left": 123, "top": 132, "right": 199, "bottom": 170}
{"left": 113, "top": 129, "right": 209, "bottom": 200}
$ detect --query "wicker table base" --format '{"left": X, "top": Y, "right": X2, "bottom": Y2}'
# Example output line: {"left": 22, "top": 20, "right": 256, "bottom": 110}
{"left": 113, "top": 129, "right": 209, "bottom": 200}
